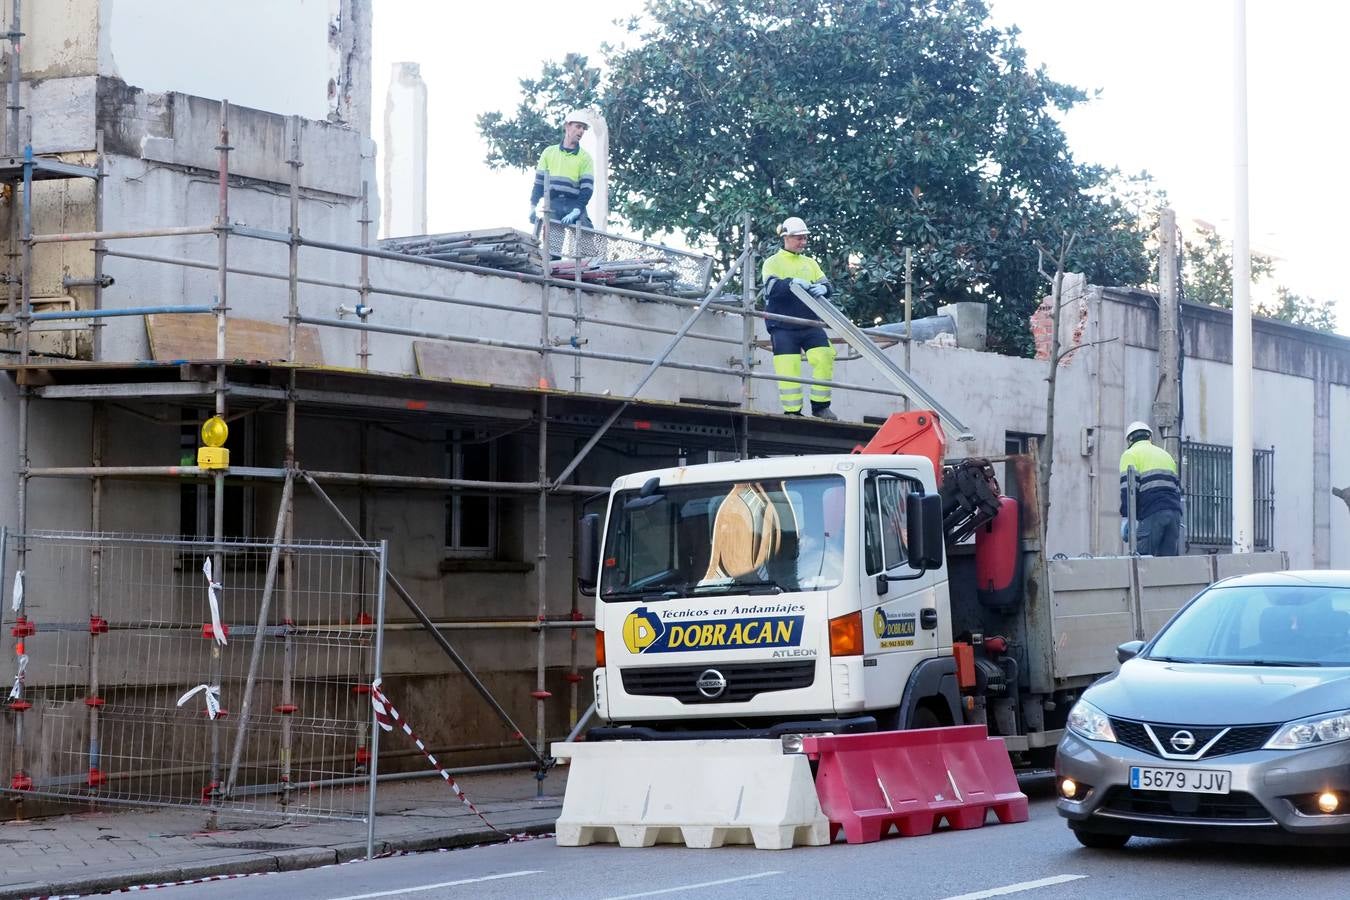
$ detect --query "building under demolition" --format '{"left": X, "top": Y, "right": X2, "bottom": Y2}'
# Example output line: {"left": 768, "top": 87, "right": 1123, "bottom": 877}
{"left": 0, "top": 2, "right": 1348, "bottom": 820}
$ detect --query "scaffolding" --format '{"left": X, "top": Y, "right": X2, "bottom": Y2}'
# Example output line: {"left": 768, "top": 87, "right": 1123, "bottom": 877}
{"left": 0, "top": 15, "right": 924, "bottom": 825}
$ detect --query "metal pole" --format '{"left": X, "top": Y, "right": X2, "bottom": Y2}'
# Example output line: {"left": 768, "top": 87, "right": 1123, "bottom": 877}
{"left": 86, "top": 406, "right": 107, "bottom": 797}
{"left": 571, "top": 222, "right": 582, "bottom": 392}
{"left": 739, "top": 214, "right": 755, "bottom": 415}
{"left": 903, "top": 248, "right": 913, "bottom": 411}
{"left": 206, "top": 99, "right": 232, "bottom": 827}
{"left": 281, "top": 118, "right": 301, "bottom": 803}
{"left": 6, "top": 0, "right": 19, "bottom": 157}
{"left": 92, "top": 129, "right": 106, "bottom": 359}
{"left": 300, "top": 473, "right": 547, "bottom": 766}
{"left": 10, "top": 120, "right": 32, "bottom": 818}
{"left": 1153, "top": 209, "right": 1180, "bottom": 460}
{"left": 222, "top": 474, "right": 293, "bottom": 797}
{"left": 359, "top": 182, "right": 371, "bottom": 370}
{"left": 549, "top": 246, "right": 753, "bottom": 489}
{"left": 1231, "top": 0, "right": 1253, "bottom": 554}
{"left": 365, "top": 539, "right": 389, "bottom": 859}
{"left": 534, "top": 396, "right": 549, "bottom": 796}
{"left": 29, "top": 225, "right": 220, "bottom": 244}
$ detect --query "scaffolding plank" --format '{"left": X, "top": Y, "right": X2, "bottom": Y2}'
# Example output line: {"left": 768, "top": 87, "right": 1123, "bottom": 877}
{"left": 414, "top": 340, "right": 555, "bottom": 391}
{"left": 146, "top": 314, "right": 324, "bottom": 364}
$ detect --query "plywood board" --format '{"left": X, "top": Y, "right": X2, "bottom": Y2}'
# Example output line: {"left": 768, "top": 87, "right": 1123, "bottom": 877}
{"left": 414, "top": 340, "right": 555, "bottom": 390}
{"left": 146, "top": 314, "right": 324, "bottom": 364}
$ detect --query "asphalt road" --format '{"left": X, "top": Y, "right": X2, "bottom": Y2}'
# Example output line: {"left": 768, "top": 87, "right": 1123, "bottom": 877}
{"left": 149, "top": 776, "right": 1350, "bottom": 900}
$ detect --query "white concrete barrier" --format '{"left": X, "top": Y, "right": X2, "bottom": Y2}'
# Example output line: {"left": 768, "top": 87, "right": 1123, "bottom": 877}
{"left": 552, "top": 739, "right": 830, "bottom": 850}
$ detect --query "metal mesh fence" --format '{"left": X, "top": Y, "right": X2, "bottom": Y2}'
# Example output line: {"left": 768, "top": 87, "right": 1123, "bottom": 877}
{"left": 1, "top": 530, "right": 385, "bottom": 821}
{"left": 545, "top": 223, "right": 714, "bottom": 298}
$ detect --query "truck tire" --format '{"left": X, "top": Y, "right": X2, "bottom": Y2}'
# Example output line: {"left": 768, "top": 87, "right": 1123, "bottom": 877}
{"left": 892, "top": 657, "right": 961, "bottom": 730}
{"left": 908, "top": 706, "right": 942, "bottom": 730}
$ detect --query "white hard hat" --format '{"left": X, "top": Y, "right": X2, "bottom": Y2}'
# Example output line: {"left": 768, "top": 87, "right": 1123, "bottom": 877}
{"left": 563, "top": 110, "right": 590, "bottom": 127}
{"left": 779, "top": 216, "right": 810, "bottom": 237}
{"left": 1126, "top": 421, "right": 1152, "bottom": 441}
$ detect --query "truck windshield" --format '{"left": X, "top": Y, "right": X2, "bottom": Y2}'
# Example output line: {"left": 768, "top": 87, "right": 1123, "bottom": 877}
{"left": 599, "top": 474, "right": 846, "bottom": 600}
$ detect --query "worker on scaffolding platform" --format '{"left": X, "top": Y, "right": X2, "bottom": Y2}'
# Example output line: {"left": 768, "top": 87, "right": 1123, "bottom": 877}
{"left": 529, "top": 111, "right": 594, "bottom": 257}
{"left": 762, "top": 217, "right": 837, "bottom": 420}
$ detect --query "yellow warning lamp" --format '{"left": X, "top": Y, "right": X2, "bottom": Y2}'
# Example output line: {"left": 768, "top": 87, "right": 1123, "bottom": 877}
{"left": 197, "top": 416, "right": 230, "bottom": 470}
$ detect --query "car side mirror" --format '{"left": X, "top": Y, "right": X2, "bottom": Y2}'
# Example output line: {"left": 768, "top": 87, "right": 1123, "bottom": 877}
{"left": 906, "top": 492, "right": 944, "bottom": 571}
{"left": 1117, "top": 640, "right": 1145, "bottom": 664}
{"left": 577, "top": 512, "right": 600, "bottom": 596}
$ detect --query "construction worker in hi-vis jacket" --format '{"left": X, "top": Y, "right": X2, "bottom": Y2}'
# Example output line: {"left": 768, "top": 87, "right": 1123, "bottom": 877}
{"left": 761, "top": 217, "right": 838, "bottom": 420}
{"left": 529, "top": 111, "right": 594, "bottom": 231}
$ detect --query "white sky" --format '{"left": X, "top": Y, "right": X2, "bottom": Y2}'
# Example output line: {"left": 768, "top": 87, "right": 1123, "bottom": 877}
{"left": 371, "top": 0, "right": 1350, "bottom": 333}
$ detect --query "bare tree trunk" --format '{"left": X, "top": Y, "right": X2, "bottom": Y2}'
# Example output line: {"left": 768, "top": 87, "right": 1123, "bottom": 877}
{"left": 1036, "top": 233, "right": 1078, "bottom": 534}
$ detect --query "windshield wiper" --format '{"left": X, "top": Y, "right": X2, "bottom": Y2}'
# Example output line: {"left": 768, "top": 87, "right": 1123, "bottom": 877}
{"left": 692, "top": 581, "right": 787, "bottom": 597}
{"left": 1146, "top": 655, "right": 1198, "bottom": 663}
{"left": 1225, "top": 659, "right": 1320, "bottom": 667}
{"left": 603, "top": 585, "right": 688, "bottom": 601}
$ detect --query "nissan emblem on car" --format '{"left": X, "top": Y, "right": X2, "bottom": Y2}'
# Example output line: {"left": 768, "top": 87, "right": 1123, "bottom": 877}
{"left": 696, "top": 668, "right": 727, "bottom": 699}
{"left": 1169, "top": 730, "right": 1196, "bottom": 753}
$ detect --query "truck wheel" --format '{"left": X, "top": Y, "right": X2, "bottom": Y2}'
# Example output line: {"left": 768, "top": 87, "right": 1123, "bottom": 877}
{"left": 1072, "top": 828, "right": 1130, "bottom": 849}
{"left": 907, "top": 706, "right": 942, "bottom": 730}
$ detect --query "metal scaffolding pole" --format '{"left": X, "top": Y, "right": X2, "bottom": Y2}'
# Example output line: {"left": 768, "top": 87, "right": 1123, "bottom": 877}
{"left": 205, "top": 99, "right": 232, "bottom": 828}
{"left": 86, "top": 406, "right": 107, "bottom": 796}
{"left": 739, "top": 214, "right": 755, "bottom": 459}
{"left": 358, "top": 182, "right": 371, "bottom": 370}
{"left": 533, "top": 395, "right": 549, "bottom": 795}
{"left": 281, "top": 115, "right": 302, "bottom": 803}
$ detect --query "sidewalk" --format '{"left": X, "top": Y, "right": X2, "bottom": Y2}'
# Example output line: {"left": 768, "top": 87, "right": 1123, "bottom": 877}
{"left": 0, "top": 770, "right": 565, "bottom": 899}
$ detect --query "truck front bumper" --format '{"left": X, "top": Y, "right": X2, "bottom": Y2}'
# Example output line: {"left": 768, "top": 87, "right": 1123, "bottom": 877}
{"left": 586, "top": 716, "right": 877, "bottom": 742}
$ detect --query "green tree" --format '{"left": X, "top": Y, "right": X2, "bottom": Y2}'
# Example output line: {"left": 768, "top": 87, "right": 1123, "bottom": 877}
{"left": 1182, "top": 229, "right": 1338, "bottom": 332}
{"left": 479, "top": 0, "right": 1157, "bottom": 355}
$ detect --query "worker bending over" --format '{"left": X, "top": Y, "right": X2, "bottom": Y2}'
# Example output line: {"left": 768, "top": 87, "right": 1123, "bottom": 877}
{"left": 761, "top": 217, "right": 837, "bottom": 420}
{"left": 529, "top": 111, "right": 594, "bottom": 255}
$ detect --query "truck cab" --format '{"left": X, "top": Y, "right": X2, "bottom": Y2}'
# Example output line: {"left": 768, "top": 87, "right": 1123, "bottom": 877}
{"left": 580, "top": 453, "right": 957, "bottom": 737}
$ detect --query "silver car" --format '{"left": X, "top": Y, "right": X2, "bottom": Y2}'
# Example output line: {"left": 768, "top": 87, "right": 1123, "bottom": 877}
{"left": 1056, "top": 570, "right": 1350, "bottom": 848}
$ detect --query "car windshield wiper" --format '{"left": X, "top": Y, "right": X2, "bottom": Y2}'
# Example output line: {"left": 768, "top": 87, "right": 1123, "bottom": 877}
{"left": 1224, "top": 659, "right": 1320, "bottom": 667}
{"left": 1146, "top": 655, "right": 1199, "bottom": 663}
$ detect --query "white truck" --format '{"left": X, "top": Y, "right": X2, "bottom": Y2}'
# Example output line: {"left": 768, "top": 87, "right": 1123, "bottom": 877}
{"left": 576, "top": 411, "right": 1289, "bottom": 759}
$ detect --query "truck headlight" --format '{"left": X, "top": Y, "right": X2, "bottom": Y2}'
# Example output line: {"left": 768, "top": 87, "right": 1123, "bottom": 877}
{"left": 1265, "top": 710, "right": 1350, "bottom": 749}
{"left": 1066, "top": 699, "right": 1117, "bottom": 743}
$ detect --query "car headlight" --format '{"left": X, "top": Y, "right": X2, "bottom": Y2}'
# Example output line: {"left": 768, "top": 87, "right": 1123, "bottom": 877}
{"left": 1265, "top": 710, "right": 1350, "bottom": 750}
{"left": 1066, "top": 699, "right": 1117, "bottom": 743}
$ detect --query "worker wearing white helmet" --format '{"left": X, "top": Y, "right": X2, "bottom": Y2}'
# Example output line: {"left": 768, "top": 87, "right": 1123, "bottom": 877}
{"left": 761, "top": 217, "right": 838, "bottom": 420}
{"left": 529, "top": 110, "right": 595, "bottom": 245}
{"left": 1119, "top": 420, "right": 1182, "bottom": 556}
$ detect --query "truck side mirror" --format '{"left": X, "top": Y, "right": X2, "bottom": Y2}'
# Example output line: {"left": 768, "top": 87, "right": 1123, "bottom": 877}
{"left": 577, "top": 512, "right": 600, "bottom": 596}
{"left": 906, "top": 492, "right": 944, "bottom": 571}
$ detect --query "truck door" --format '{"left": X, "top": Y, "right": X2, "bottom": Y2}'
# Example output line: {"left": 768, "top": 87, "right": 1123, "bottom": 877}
{"left": 861, "top": 471, "right": 940, "bottom": 708}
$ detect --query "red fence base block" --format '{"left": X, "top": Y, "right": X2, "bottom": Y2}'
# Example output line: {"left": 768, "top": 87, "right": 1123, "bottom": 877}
{"left": 802, "top": 725, "right": 1029, "bottom": 844}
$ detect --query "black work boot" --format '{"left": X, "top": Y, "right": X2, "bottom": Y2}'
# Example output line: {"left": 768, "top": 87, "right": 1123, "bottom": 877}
{"left": 812, "top": 402, "right": 838, "bottom": 421}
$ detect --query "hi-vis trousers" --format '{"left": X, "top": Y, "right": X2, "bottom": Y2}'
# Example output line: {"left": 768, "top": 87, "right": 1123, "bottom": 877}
{"left": 770, "top": 326, "right": 835, "bottom": 413}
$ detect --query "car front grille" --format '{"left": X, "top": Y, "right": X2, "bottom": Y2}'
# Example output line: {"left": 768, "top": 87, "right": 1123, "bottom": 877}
{"left": 1099, "top": 786, "right": 1272, "bottom": 822}
{"left": 621, "top": 660, "right": 815, "bottom": 704}
{"left": 1110, "top": 718, "right": 1279, "bottom": 759}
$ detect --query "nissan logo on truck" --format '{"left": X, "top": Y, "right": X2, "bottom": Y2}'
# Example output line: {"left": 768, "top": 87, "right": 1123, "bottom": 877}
{"left": 696, "top": 669, "right": 727, "bottom": 699}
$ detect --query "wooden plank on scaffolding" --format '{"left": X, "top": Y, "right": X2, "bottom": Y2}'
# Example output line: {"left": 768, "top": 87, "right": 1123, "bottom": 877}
{"left": 146, "top": 314, "right": 325, "bottom": 364}
{"left": 414, "top": 339, "right": 557, "bottom": 390}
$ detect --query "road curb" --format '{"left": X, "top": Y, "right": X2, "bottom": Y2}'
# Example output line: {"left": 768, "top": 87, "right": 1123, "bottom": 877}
{"left": 0, "top": 821, "right": 556, "bottom": 899}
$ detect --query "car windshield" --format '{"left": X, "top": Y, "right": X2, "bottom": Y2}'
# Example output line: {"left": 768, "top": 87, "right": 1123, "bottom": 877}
{"left": 1147, "top": 584, "right": 1350, "bottom": 667}
{"left": 599, "top": 474, "right": 846, "bottom": 600}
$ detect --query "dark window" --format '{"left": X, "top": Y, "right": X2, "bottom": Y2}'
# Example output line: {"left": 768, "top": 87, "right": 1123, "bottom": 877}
{"left": 1179, "top": 441, "right": 1274, "bottom": 551}
{"left": 446, "top": 429, "right": 497, "bottom": 557}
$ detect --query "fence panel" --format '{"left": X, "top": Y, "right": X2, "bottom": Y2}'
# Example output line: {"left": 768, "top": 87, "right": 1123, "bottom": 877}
{"left": 2, "top": 530, "right": 384, "bottom": 821}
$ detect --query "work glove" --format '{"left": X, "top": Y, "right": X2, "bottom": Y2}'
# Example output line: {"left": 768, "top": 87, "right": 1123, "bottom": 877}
{"left": 528, "top": 205, "right": 538, "bottom": 225}
{"left": 560, "top": 208, "right": 582, "bottom": 225}
{"left": 790, "top": 277, "right": 813, "bottom": 292}
{"left": 807, "top": 282, "right": 829, "bottom": 298}
{"left": 1120, "top": 518, "right": 1129, "bottom": 542}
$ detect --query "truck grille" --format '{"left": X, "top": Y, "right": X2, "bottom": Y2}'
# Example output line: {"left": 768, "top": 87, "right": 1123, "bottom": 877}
{"left": 620, "top": 660, "right": 815, "bottom": 704}
{"left": 1110, "top": 718, "right": 1278, "bottom": 759}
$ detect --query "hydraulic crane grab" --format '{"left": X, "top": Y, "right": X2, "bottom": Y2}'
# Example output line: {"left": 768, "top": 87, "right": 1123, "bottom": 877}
{"left": 855, "top": 409, "right": 1002, "bottom": 546}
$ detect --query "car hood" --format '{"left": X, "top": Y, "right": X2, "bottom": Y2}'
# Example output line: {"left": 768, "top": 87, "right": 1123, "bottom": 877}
{"left": 1086, "top": 658, "right": 1350, "bottom": 725}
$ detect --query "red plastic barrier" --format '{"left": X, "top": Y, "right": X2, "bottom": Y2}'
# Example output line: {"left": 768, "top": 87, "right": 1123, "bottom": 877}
{"left": 802, "top": 725, "right": 1028, "bottom": 844}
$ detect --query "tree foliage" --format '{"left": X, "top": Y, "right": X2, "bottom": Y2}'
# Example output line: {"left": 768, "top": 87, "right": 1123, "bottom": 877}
{"left": 1182, "top": 229, "right": 1338, "bottom": 332}
{"left": 479, "top": 0, "right": 1159, "bottom": 355}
